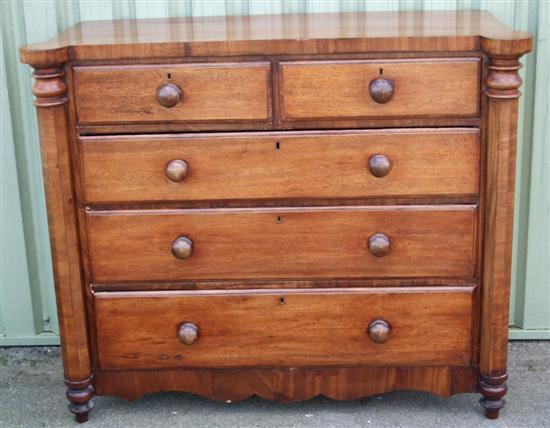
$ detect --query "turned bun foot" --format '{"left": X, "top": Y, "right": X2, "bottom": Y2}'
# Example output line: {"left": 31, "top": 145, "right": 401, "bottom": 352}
{"left": 74, "top": 411, "right": 91, "bottom": 424}
{"left": 66, "top": 378, "right": 94, "bottom": 423}
{"left": 479, "top": 374, "right": 507, "bottom": 420}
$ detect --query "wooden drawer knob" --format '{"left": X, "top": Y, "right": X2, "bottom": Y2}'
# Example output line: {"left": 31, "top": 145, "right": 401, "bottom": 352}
{"left": 172, "top": 236, "right": 193, "bottom": 259}
{"left": 367, "top": 319, "right": 391, "bottom": 343}
{"left": 178, "top": 322, "right": 199, "bottom": 345}
{"left": 368, "top": 154, "right": 392, "bottom": 178}
{"left": 157, "top": 83, "right": 182, "bottom": 108}
{"left": 369, "top": 78, "right": 394, "bottom": 104}
{"left": 368, "top": 233, "right": 391, "bottom": 257}
{"left": 165, "top": 159, "right": 189, "bottom": 182}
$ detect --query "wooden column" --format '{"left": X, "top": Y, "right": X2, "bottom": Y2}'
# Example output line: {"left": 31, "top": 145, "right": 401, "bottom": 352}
{"left": 31, "top": 64, "right": 93, "bottom": 423}
{"left": 479, "top": 38, "right": 531, "bottom": 420}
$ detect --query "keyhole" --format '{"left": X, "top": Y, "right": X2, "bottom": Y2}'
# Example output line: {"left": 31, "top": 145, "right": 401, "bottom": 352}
{"left": 279, "top": 297, "right": 285, "bottom": 305}
{"left": 276, "top": 216, "right": 283, "bottom": 224}
{"left": 379, "top": 68, "right": 383, "bottom": 75}
{"left": 275, "top": 141, "right": 281, "bottom": 150}
{"left": 167, "top": 73, "right": 172, "bottom": 80}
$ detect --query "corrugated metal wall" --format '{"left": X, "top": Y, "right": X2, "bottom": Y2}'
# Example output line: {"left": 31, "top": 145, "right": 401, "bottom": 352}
{"left": 1, "top": 0, "right": 548, "bottom": 345}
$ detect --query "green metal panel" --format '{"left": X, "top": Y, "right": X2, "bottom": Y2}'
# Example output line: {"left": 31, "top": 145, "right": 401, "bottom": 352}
{"left": 0, "top": 0, "right": 548, "bottom": 346}
{"left": 515, "top": 0, "right": 550, "bottom": 333}
{"left": 1, "top": 0, "right": 59, "bottom": 346}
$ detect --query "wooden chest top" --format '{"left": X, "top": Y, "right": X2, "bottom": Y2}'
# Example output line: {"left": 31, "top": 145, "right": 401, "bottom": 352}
{"left": 20, "top": 10, "right": 531, "bottom": 66}
{"left": 20, "top": 10, "right": 532, "bottom": 422}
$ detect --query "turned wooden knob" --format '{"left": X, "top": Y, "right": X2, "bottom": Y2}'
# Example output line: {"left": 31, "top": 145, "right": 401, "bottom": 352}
{"left": 178, "top": 322, "right": 199, "bottom": 345}
{"left": 369, "top": 78, "right": 394, "bottom": 104}
{"left": 368, "top": 233, "right": 391, "bottom": 257}
{"left": 165, "top": 159, "right": 189, "bottom": 182}
{"left": 172, "top": 236, "right": 193, "bottom": 259}
{"left": 367, "top": 319, "right": 391, "bottom": 343}
{"left": 157, "top": 83, "right": 182, "bottom": 108}
{"left": 368, "top": 154, "right": 392, "bottom": 178}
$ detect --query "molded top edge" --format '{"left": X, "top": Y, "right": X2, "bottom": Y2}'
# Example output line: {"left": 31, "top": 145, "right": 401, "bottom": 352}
{"left": 20, "top": 10, "right": 532, "bottom": 68}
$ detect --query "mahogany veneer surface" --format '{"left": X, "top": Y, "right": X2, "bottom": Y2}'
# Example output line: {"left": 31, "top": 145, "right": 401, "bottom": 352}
{"left": 280, "top": 58, "right": 480, "bottom": 120}
{"left": 74, "top": 63, "right": 272, "bottom": 125}
{"left": 81, "top": 129, "right": 480, "bottom": 203}
{"left": 20, "top": 11, "right": 531, "bottom": 64}
{"left": 95, "top": 288, "right": 474, "bottom": 369}
{"left": 87, "top": 206, "right": 476, "bottom": 282}
{"left": 20, "top": 10, "right": 532, "bottom": 422}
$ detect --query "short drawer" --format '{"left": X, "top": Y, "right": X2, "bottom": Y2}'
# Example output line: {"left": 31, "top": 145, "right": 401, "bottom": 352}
{"left": 81, "top": 129, "right": 479, "bottom": 204}
{"left": 74, "top": 62, "right": 271, "bottom": 125}
{"left": 279, "top": 58, "right": 479, "bottom": 121}
{"left": 95, "top": 287, "right": 474, "bottom": 369}
{"left": 87, "top": 206, "right": 476, "bottom": 282}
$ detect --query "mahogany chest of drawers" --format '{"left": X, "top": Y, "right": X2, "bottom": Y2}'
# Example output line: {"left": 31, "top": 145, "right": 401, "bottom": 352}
{"left": 20, "top": 11, "right": 532, "bottom": 422}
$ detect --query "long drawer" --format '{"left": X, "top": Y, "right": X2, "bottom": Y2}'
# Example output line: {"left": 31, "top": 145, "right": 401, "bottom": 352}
{"left": 74, "top": 62, "right": 271, "bottom": 125}
{"left": 81, "top": 129, "right": 479, "bottom": 204}
{"left": 95, "top": 287, "right": 474, "bottom": 369}
{"left": 87, "top": 206, "right": 476, "bottom": 283}
{"left": 279, "top": 58, "right": 480, "bottom": 121}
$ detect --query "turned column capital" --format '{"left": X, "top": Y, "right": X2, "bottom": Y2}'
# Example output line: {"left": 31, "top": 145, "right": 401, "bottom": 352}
{"left": 31, "top": 66, "right": 68, "bottom": 107}
{"left": 481, "top": 34, "right": 532, "bottom": 100}
{"left": 484, "top": 55, "right": 524, "bottom": 99}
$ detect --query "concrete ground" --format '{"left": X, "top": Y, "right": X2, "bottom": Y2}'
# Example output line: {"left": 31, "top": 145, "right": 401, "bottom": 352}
{"left": 0, "top": 342, "right": 548, "bottom": 428}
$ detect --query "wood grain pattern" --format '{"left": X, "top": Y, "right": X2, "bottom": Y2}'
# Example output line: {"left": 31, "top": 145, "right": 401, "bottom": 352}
{"left": 77, "top": 116, "right": 481, "bottom": 135}
{"left": 80, "top": 129, "right": 479, "bottom": 204}
{"left": 477, "top": 46, "right": 527, "bottom": 418}
{"left": 19, "top": 11, "right": 532, "bottom": 67}
{"left": 91, "top": 277, "right": 478, "bottom": 292}
{"left": 95, "top": 365, "right": 477, "bottom": 402}
{"left": 95, "top": 287, "right": 474, "bottom": 369}
{"left": 280, "top": 59, "right": 480, "bottom": 120}
{"left": 83, "top": 196, "right": 480, "bottom": 211}
{"left": 87, "top": 206, "right": 477, "bottom": 283}
{"left": 74, "top": 63, "right": 271, "bottom": 125}
{"left": 31, "top": 66, "right": 94, "bottom": 421}
{"left": 33, "top": 68, "right": 91, "bottom": 380}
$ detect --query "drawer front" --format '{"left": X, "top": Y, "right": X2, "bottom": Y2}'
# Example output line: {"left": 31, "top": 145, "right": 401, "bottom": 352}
{"left": 87, "top": 206, "right": 476, "bottom": 282}
{"left": 74, "top": 63, "right": 271, "bottom": 125}
{"left": 280, "top": 59, "right": 479, "bottom": 121}
{"left": 95, "top": 287, "right": 474, "bottom": 369}
{"left": 81, "top": 129, "right": 479, "bottom": 204}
